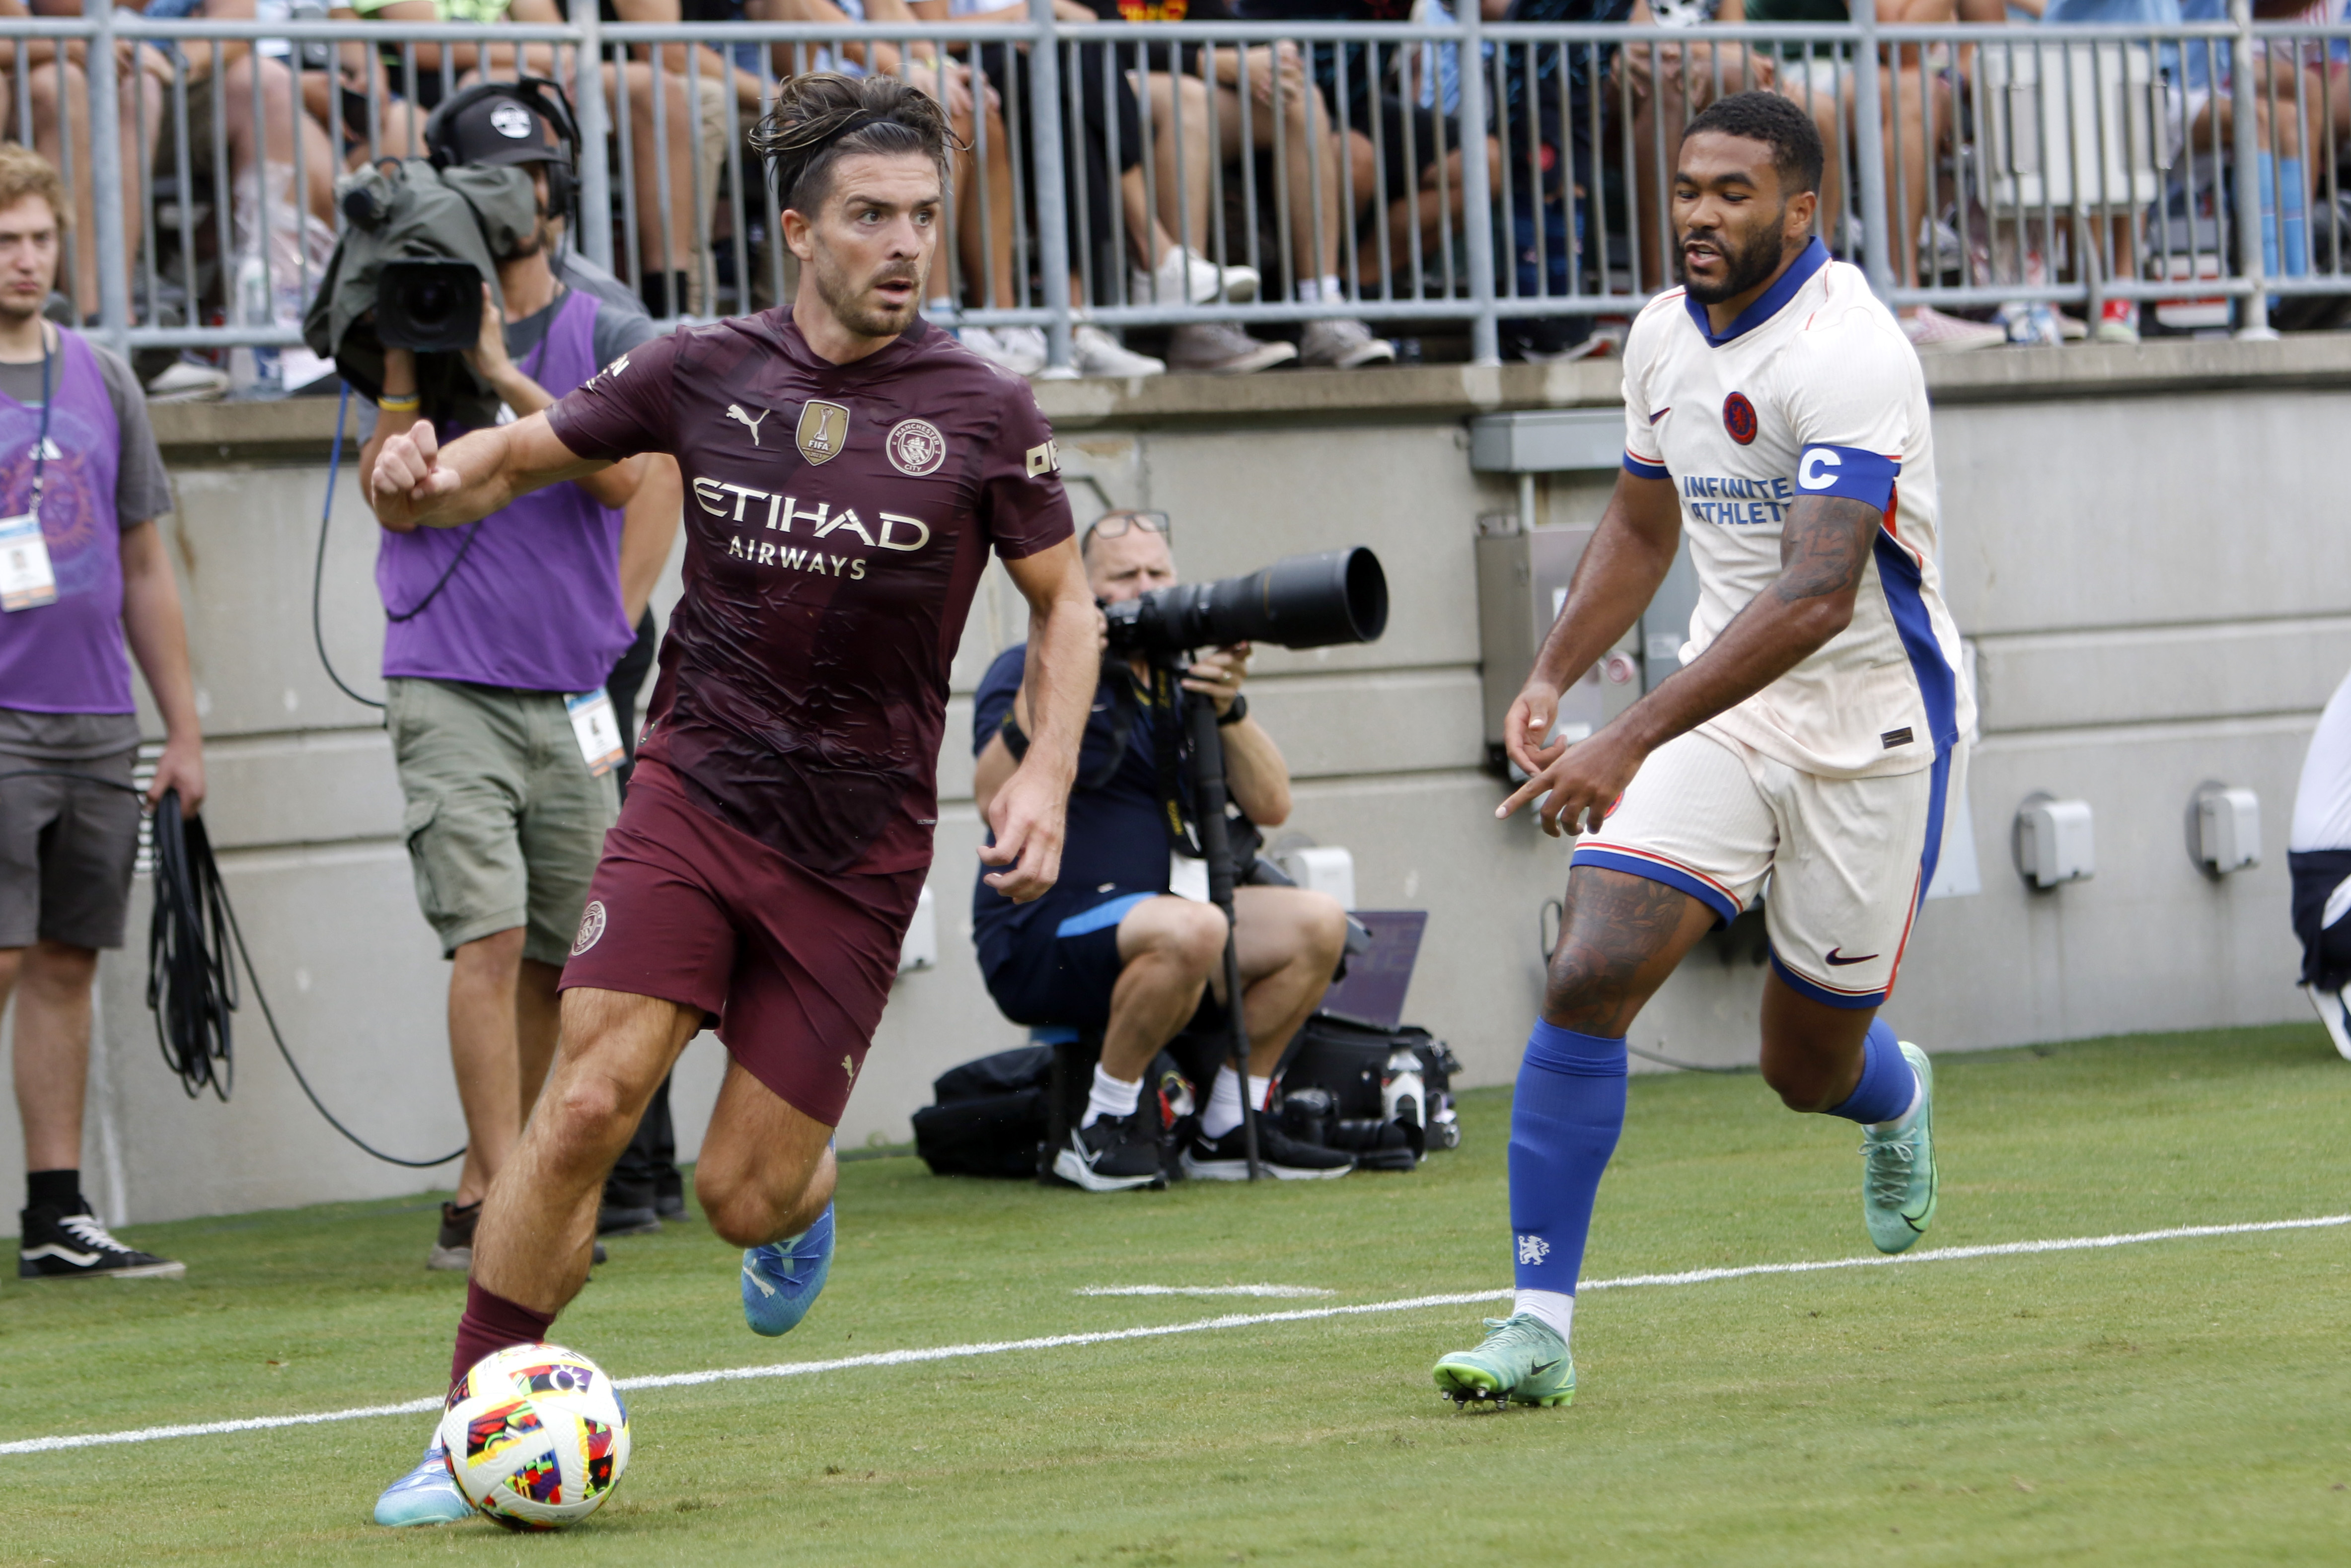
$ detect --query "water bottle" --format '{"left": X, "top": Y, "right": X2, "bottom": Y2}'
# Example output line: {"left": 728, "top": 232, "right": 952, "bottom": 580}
{"left": 227, "top": 255, "right": 281, "bottom": 397}
{"left": 1381, "top": 1046, "right": 1424, "bottom": 1131}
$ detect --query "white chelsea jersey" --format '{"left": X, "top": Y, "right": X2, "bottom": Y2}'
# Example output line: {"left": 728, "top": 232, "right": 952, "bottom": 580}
{"left": 1620, "top": 241, "right": 1976, "bottom": 780}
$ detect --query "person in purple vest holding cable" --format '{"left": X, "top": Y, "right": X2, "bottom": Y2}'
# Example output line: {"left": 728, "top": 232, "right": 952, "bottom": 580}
{"left": 0, "top": 145, "right": 203, "bottom": 1282}
{"left": 357, "top": 81, "right": 680, "bottom": 1286}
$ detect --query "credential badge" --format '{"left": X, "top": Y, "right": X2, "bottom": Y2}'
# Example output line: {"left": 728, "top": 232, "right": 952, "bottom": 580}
{"left": 886, "top": 418, "right": 948, "bottom": 477}
{"left": 796, "top": 399, "right": 852, "bottom": 465}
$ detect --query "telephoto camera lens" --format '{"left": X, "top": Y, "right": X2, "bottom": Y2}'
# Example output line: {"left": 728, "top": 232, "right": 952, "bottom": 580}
{"left": 1102, "top": 547, "right": 1388, "bottom": 656}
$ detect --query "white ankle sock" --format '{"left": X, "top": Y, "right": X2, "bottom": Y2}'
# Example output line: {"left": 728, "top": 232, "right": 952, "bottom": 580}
{"left": 1200, "top": 1068, "right": 1273, "bottom": 1138}
{"left": 1295, "top": 273, "right": 1346, "bottom": 303}
{"left": 1870, "top": 1076, "right": 1924, "bottom": 1135}
{"left": 1513, "top": 1288, "right": 1574, "bottom": 1346}
{"left": 1083, "top": 1063, "right": 1143, "bottom": 1129}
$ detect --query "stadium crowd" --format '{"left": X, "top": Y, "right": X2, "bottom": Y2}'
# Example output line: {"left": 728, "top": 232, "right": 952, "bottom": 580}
{"left": 0, "top": 0, "right": 2335, "bottom": 396}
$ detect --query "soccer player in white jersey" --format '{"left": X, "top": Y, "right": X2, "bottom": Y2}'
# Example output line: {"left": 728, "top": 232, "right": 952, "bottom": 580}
{"left": 1430, "top": 91, "right": 1976, "bottom": 1410}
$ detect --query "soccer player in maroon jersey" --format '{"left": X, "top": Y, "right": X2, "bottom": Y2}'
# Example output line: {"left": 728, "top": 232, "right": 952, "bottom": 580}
{"left": 362, "top": 74, "right": 1100, "bottom": 1525}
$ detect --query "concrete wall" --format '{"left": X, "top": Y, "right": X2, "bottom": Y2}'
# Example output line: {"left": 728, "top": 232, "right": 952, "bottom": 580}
{"left": 6, "top": 338, "right": 2343, "bottom": 1224}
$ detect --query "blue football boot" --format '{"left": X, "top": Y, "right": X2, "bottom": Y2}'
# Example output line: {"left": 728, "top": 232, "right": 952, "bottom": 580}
{"left": 741, "top": 1201, "right": 834, "bottom": 1337}
{"left": 372, "top": 1432, "right": 473, "bottom": 1526}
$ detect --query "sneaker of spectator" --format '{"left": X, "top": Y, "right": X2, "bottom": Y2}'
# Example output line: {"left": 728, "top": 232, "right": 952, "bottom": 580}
{"left": 1992, "top": 299, "right": 2063, "bottom": 347}
{"left": 960, "top": 324, "right": 1049, "bottom": 377}
{"left": 1168, "top": 321, "right": 1297, "bottom": 374}
{"left": 1298, "top": 316, "right": 1396, "bottom": 368}
{"left": 2095, "top": 298, "right": 2141, "bottom": 344}
{"left": 1900, "top": 304, "right": 2006, "bottom": 353}
{"left": 144, "top": 356, "right": 232, "bottom": 401}
{"left": 1131, "top": 244, "right": 1260, "bottom": 306}
{"left": 1066, "top": 321, "right": 1168, "bottom": 378}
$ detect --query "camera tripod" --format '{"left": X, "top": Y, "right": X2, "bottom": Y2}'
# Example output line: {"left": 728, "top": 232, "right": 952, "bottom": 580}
{"left": 1163, "top": 650, "right": 1268, "bottom": 1183}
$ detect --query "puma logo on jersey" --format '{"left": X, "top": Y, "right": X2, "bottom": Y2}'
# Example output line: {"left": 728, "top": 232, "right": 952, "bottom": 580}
{"left": 842, "top": 1055, "right": 856, "bottom": 1083}
{"left": 726, "top": 404, "right": 771, "bottom": 446}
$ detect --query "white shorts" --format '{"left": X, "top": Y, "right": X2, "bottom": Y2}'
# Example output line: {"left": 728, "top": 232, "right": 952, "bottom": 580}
{"left": 1571, "top": 727, "right": 1967, "bottom": 1009}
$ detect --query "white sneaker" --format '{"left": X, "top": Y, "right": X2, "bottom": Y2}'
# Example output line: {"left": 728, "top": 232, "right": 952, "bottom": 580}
{"left": 1166, "top": 321, "right": 1297, "bottom": 374}
{"left": 960, "top": 323, "right": 1048, "bottom": 377}
{"left": 1298, "top": 316, "right": 1396, "bottom": 368}
{"left": 1901, "top": 305, "right": 2006, "bottom": 353}
{"left": 144, "top": 357, "right": 229, "bottom": 403}
{"left": 1132, "top": 245, "right": 1258, "bottom": 306}
{"left": 2308, "top": 983, "right": 2351, "bottom": 1060}
{"left": 1069, "top": 323, "right": 1166, "bottom": 378}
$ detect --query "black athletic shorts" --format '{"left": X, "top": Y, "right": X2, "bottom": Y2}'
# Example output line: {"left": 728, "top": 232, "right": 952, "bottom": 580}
{"left": 976, "top": 887, "right": 1157, "bottom": 1031}
{"left": 2290, "top": 848, "right": 2351, "bottom": 991}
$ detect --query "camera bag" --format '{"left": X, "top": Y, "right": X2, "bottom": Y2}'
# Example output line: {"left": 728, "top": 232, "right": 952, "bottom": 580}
{"left": 1271, "top": 1011, "right": 1464, "bottom": 1169}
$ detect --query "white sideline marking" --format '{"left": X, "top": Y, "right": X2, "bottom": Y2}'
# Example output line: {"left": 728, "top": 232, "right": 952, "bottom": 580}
{"left": 3, "top": 1213, "right": 2342, "bottom": 1458}
{"left": 1076, "top": 1284, "right": 1336, "bottom": 1298}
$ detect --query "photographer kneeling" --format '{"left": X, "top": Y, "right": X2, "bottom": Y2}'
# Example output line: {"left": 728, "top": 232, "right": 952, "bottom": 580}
{"left": 971, "top": 511, "right": 1351, "bottom": 1191}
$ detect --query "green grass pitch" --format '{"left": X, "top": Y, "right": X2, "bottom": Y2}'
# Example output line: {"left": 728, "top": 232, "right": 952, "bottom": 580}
{"left": 3, "top": 1023, "right": 2349, "bottom": 1566}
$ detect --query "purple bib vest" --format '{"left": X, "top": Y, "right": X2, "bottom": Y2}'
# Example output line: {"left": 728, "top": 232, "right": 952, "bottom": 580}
{"left": 0, "top": 329, "right": 131, "bottom": 713}
{"left": 377, "top": 287, "right": 633, "bottom": 693}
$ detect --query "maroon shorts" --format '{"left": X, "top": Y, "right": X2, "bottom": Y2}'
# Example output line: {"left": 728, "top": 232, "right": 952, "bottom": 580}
{"left": 558, "top": 759, "right": 925, "bottom": 1127}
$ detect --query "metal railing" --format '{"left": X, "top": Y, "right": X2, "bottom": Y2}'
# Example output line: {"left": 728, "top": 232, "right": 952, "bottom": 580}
{"left": 14, "top": 0, "right": 2349, "bottom": 378}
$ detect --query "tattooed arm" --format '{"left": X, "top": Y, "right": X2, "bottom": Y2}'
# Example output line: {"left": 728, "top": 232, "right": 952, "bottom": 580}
{"left": 1500, "top": 493, "right": 1883, "bottom": 837}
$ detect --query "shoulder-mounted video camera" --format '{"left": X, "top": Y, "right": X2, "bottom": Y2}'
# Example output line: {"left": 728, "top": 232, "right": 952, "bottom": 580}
{"left": 301, "top": 78, "right": 583, "bottom": 427}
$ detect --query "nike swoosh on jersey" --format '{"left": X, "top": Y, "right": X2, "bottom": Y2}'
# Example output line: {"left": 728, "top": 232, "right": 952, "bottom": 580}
{"left": 1824, "top": 947, "right": 1879, "bottom": 966}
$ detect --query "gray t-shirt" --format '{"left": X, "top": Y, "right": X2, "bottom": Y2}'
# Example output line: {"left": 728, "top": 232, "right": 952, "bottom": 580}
{"left": 0, "top": 338, "right": 174, "bottom": 530}
{"left": 507, "top": 278, "right": 660, "bottom": 380}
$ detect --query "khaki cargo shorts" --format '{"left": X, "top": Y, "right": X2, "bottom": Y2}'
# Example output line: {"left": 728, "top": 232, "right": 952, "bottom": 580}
{"left": 387, "top": 677, "right": 618, "bottom": 967}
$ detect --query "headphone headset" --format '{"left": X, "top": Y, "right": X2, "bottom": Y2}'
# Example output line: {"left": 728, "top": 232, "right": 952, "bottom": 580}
{"left": 422, "top": 77, "right": 584, "bottom": 232}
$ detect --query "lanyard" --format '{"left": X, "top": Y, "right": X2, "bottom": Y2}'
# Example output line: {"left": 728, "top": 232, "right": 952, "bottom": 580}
{"left": 24, "top": 323, "right": 49, "bottom": 524}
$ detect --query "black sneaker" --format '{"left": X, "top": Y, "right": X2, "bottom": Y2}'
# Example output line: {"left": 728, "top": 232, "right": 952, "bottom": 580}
{"left": 18, "top": 1207, "right": 185, "bottom": 1279}
{"left": 1051, "top": 1112, "right": 1165, "bottom": 1192}
{"left": 1181, "top": 1113, "right": 1354, "bottom": 1182}
{"left": 598, "top": 1202, "right": 661, "bottom": 1236}
{"left": 654, "top": 1169, "right": 686, "bottom": 1220}
{"left": 427, "top": 1200, "right": 478, "bottom": 1272}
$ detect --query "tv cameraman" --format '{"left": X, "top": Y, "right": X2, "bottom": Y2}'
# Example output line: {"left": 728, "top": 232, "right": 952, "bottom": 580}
{"left": 359, "top": 81, "right": 680, "bottom": 1272}
{"left": 971, "top": 510, "right": 1352, "bottom": 1191}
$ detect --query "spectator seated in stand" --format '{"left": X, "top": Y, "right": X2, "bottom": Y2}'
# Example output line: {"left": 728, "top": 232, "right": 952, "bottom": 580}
{"left": 343, "top": 0, "right": 733, "bottom": 316}
{"left": 917, "top": 0, "right": 1261, "bottom": 377}
{"left": 1116, "top": 0, "right": 1398, "bottom": 371}
{"left": 969, "top": 509, "right": 1353, "bottom": 1190}
{"left": 0, "top": 0, "right": 166, "bottom": 325}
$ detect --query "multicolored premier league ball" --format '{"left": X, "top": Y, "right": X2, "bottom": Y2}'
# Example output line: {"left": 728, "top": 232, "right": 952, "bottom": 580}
{"left": 439, "top": 1343, "right": 630, "bottom": 1530}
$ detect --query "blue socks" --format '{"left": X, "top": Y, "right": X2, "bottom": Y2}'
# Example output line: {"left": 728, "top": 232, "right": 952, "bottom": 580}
{"left": 1507, "top": 1020, "right": 1627, "bottom": 1298}
{"left": 1828, "top": 1019, "right": 1916, "bottom": 1126}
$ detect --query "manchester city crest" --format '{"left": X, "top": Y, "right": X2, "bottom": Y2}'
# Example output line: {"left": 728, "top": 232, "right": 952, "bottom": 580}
{"left": 886, "top": 418, "right": 948, "bottom": 477}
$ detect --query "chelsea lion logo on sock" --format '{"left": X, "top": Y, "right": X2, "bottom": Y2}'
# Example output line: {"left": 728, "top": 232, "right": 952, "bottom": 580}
{"left": 1517, "top": 1234, "right": 1551, "bottom": 1266}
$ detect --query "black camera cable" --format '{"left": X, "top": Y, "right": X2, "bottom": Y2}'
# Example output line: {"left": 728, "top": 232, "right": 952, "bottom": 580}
{"left": 0, "top": 769, "right": 464, "bottom": 1165}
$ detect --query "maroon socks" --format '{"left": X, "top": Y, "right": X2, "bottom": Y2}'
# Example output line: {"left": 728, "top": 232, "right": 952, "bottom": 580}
{"left": 450, "top": 1279, "right": 557, "bottom": 1394}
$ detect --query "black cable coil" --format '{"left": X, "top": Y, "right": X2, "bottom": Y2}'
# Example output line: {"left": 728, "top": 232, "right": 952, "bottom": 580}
{"left": 144, "top": 788, "right": 465, "bottom": 1166}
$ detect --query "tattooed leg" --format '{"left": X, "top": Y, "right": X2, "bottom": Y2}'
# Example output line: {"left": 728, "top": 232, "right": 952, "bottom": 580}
{"left": 1542, "top": 865, "right": 1722, "bottom": 1037}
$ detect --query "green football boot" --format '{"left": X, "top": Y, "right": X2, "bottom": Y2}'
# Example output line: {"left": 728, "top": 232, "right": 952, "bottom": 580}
{"left": 1860, "top": 1040, "right": 1937, "bottom": 1254}
{"left": 1431, "top": 1313, "right": 1574, "bottom": 1408}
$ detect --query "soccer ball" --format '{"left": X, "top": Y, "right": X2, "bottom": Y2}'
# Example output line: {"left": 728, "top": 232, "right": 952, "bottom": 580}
{"left": 439, "top": 1342, "right": 630, "bottom": 1530}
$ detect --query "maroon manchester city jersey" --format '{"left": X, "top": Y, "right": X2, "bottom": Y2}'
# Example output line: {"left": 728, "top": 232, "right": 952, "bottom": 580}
{"left": 545, "top": 312, "right": 1073, "bottom": 877}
